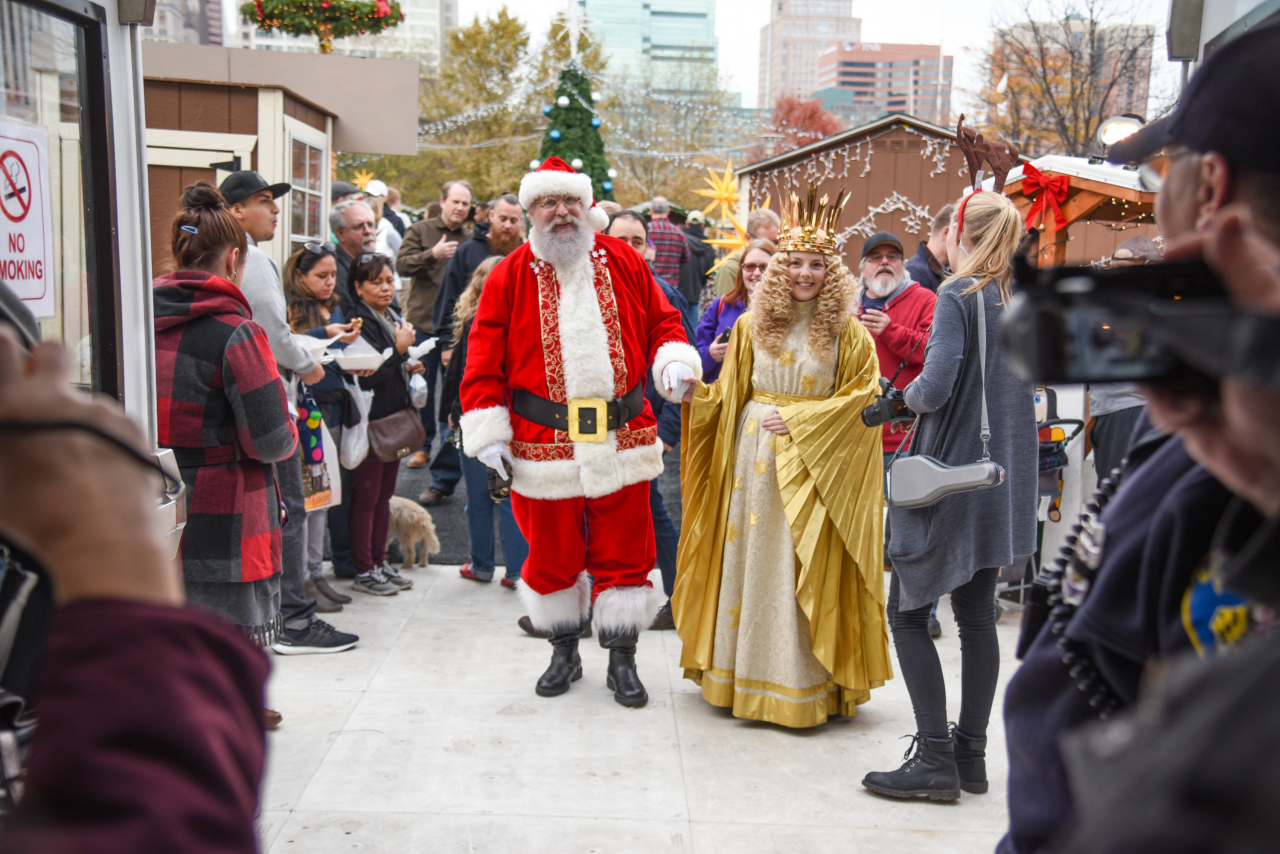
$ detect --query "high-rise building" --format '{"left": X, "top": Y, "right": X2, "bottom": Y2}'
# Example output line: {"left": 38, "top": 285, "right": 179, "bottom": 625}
{"left": 759, "top": 0, "right": 859, "bottom": 108}
{"left": 813, "top": 41, "right": 952, "bottom": 127}
{"left": 1096, "top": 24, "right": 1153, "bottom": 117}
{"left": 139, "top": 0, "right": 203, "bottom": 44}
{"left": 233, "top": 0, "right": 450, "bottom": 74}
{"left": 582, "top": 0, "right": 717, "bottom": 82}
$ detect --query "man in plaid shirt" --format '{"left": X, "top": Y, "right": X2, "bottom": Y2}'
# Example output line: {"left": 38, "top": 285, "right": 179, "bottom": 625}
{"left": 647, "top": 196, "right": 690, "bottom": 286}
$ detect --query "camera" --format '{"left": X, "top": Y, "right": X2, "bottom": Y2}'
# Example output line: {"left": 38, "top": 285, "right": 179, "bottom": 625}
{"left": 1003, "top": 257, "right": 1235, "bottom": 385}
{"left": 861, "top": 378, "right": 916, "bottom": 427}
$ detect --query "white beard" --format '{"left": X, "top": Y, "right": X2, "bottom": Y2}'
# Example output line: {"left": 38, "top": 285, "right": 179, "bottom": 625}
{"left": 529, "top": 213, "right": 595, "bottom": 269}
{"left": 861, "top": 268, "right": 906, "bottom": 299}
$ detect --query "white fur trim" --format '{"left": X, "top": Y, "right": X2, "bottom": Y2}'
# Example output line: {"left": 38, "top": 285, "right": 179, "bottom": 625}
{"left": 555, "top": 253, "right": 615, "bottom": 401}
{"left": 593, "top": 584, "right": 665, "bottom": 633}
{"left": 586, "top": 205, "right": 610, "bottom": 232}
{"left": 519, "top": 170, "right": 595, "bottom": 211}
{"left": 511, "top": 437, "right": 664, "bottom": 500}
{"left": 650, "top": 340, "right": 703, "bottom": 403}
{"left": 459, "top": 405, "right": 513, "bottom": 457}
{"left": 518, "top": 572, "right": 592, "bottom": 632}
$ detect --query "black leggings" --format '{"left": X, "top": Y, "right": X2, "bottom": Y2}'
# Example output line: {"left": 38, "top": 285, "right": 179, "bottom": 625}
{"left": 888, "top": 567, "right": 1000, "bottom": 740}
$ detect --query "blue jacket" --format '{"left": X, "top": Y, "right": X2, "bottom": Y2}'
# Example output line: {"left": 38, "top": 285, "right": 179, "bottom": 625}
{"left": 693, "top": 296, "right": 747, "bottom": 382}
{"left": 304, "top": 306, "right": 351, "bottom": 394}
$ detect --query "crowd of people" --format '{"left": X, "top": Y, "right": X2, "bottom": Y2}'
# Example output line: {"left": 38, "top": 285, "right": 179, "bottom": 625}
{"left": 3, "top": 21, "right": 1280, "bottom": 853}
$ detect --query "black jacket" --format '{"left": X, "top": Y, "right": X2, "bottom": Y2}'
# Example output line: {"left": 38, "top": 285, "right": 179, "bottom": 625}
{"left": 334, "top": 247, "right": 356, "bottom": 317}
{"left": 383, "top": 207, "right": 406, "bottom": 237}
{"left": 905, "top": 241, "right": 946, "bottom": 293}
{"left": 439, "top": 317, "right": 471, "bottom": 426}
{"left": 680, "top": 225, "right": 716, "bottom": 308}
{"left": 352, "top": 300, "right": 413, "bottom": 421}
{"left": 433, "top": 222, "right": 501, "bottom": 344}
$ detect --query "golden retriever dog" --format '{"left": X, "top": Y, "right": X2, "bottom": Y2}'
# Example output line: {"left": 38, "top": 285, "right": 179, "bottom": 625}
{"left": 387, "top": 496, "right": 441, "bottom": 569}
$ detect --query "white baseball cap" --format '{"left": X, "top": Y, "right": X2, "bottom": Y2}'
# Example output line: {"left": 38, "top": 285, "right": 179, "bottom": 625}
{"left": 364, "top": 179, "right": 389, "bottom": 197}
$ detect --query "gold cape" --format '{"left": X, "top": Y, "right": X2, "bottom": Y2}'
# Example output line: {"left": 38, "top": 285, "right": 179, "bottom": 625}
{"left": 673, "top": 312, "right": 892, "bottom": 719}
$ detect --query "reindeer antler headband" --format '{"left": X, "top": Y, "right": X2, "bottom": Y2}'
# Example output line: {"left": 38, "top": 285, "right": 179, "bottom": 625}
{"left": 955, "top": 114, "right": 1020, "bottom": 237}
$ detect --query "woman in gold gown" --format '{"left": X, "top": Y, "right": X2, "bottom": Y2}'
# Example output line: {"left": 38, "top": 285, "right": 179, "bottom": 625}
{"left": 673, "top": 192, "right": 892, "bottom": 728}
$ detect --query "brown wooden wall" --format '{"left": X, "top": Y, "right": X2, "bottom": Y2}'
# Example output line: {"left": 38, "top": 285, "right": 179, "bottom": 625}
{"left": 284, "top": 94, "right": 326, "bottom": 132}
{"left": 148, "top": 165, "right": 215, "bottom": 278}
{"left": 745, "top": 124, "right": 1158, "bottom": 269}
{"left": 145, "top": 81, "right": 259, "bottom": 138}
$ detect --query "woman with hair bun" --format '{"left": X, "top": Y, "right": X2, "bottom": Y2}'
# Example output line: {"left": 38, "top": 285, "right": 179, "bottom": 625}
{"left": 863, "top": 189, "right": 1037, "bottom": 802}
{"left": 674, "top": 189, "right": 891, "bottom": 728}
{"left": 153, "top": 183, "right": 353, "bottom": 706}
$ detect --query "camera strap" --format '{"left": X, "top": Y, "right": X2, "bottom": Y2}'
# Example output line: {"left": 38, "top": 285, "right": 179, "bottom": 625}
{"left": 977, "top": 290, "right": 991, "bottom": 462}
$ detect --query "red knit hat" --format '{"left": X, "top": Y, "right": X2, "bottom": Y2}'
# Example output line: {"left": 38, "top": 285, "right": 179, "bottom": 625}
{"left": 519, "top": 156, "right": 609, "bottom": 231}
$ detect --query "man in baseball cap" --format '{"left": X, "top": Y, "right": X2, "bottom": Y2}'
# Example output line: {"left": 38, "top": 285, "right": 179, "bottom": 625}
{"left": 218, "top": 170, "right": 291, "bottom": 207}
{"left": 861, "top": 230, "right": 904, "bottom": 259}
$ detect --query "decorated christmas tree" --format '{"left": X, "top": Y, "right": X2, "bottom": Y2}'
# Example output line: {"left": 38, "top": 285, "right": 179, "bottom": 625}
{"left": 535, "top": 63, "right": 616, "bottom": 202}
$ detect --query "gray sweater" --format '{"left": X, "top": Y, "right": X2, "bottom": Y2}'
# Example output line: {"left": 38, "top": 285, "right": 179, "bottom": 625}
{"left": 239, "top": 238, "right": 316, "bottom": 410}
{"left": 887, "top": 278, "right": 1039, "bottom": 611}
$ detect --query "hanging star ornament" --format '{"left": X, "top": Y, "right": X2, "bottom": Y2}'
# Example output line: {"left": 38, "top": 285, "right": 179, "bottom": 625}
{"left": 705, "top": 210, "right": 750, "bottom": 275}
{"left": 694, "top": 161, "right": 739, "bottom": 221}
{"left": 351, "top": 169, "right": 376, "bottom": 191}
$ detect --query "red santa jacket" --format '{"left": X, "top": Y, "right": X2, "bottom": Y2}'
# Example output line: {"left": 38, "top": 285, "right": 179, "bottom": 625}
{"left": 459, "top": 233, "right": 701, "bottom": 500}
{"left": 856, "top": 280, "right": 937, "bottom": 453}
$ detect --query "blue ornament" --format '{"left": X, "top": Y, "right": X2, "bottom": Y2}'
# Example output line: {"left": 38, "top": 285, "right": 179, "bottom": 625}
{"left": 591, "top": 117, "right": 602, "bottom": 128}
{"left": 542, "top": 105, "right": 552, "bottom": 115}
{"left": 602, "top": 181, "right": 613, "bottom": 192}
{"left": 549, "top": 129, "right": 561, "bottom": 141}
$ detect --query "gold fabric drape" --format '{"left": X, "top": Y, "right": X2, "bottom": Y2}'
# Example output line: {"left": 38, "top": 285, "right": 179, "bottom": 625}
{"left": 673, "top": 313, "right": 892, "bottom": 722}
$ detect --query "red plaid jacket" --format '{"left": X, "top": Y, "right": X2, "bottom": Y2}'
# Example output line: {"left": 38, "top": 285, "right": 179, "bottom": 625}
{"left": 648, "top": 217, "right": 689, "bottom": 286}
{"left": 154, "top": 272, "right": 298, "bottom": 584}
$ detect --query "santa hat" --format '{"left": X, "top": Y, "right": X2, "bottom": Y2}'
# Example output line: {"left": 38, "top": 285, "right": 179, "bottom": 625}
{"left": 520, "top": 156, "right": 610, "bottom": 232}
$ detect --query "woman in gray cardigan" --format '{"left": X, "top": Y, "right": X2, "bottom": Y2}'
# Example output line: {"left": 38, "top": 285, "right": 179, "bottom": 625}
{"left": 864, "top": 191, "right": 1037, "bottom": 802}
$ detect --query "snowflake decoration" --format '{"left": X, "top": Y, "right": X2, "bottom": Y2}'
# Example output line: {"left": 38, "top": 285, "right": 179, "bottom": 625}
{"left": 834, "top": 193, "right": 934, "bottom": 247}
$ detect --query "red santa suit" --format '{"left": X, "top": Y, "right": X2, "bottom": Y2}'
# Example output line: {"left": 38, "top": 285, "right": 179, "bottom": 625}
{"left": 458, "top": 161, "right": 701, "bottom": 636}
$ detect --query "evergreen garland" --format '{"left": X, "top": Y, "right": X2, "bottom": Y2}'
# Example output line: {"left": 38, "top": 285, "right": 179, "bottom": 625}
{"left": 537, "top": 63, "right": 616, "bottom": 202}
{"left": 240, "top": 0, "right": 405, "bottom": 53}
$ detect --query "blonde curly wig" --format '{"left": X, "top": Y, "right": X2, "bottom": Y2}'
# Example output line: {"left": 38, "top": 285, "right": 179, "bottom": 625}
{"left": 751, "top": 250, "right": 857, "bottom": 362}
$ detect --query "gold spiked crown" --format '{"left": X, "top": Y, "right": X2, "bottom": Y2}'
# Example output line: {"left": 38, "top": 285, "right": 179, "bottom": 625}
{"left": 776, "top": 185, "right": 849, "bottom": 255}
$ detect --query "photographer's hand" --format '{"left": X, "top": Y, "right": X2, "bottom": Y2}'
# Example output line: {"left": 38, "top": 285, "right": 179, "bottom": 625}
{"left": 0, "top": 330, "right": 180, "bottom": 605}
{"left": 761, "top": 409, "right": 790, "bottom": 435}
{"left": 1144, "top": 207, "right": 1280, "bottom": 518}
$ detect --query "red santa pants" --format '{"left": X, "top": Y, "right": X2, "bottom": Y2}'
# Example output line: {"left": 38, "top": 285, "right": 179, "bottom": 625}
{"left": 511, "top": 481, "right": 656, "bottom": 600}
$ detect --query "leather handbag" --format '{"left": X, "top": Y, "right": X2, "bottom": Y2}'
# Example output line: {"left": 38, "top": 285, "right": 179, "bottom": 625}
{"left": 367, "top": 407, "right": 427, "bottom": 463}
{"left": 887, "top": 288, "right": 1006, "bottom": 509}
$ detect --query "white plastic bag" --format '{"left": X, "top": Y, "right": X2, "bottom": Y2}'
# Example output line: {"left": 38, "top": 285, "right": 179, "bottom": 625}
{"left": 409, "top": 373, "right": 429, "bottom": 409}
{"left": 340, "top": 379, "right": 374, "bottom": 470}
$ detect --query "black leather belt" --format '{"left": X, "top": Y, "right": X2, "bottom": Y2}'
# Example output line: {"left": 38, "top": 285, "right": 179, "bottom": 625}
{"left": 511, "top": 382, "right": 645, "bottom": 443}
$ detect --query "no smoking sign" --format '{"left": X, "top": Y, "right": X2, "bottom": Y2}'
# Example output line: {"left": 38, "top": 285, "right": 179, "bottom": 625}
{"left": 0, "top": 120, "right": 54, "bottom": 319}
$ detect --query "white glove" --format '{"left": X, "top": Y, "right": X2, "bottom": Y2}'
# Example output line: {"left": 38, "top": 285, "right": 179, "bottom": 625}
{"left": 662, "top": 362, "right": 697, "bottom": 398}
{"left": 476, "top": 442, "right": 514, "bottom": 480}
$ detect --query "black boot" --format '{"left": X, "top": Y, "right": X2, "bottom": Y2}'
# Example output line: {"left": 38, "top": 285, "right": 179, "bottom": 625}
{"left": 862, "top": 734, "right": 961, "bottom": 801}
{"left": 599, "top": 627, "right": 647, "bottom": 707}
{"left": 952, "top": 727, "right": 988, "bottom": 794}
{"left": 535, "top": 627, "right": 583, "bottom": 697}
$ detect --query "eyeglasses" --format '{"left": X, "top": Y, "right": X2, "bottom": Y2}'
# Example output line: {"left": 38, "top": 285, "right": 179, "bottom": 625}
{"left": 741, "top": 263, "right": 769, "bottom": 274}
{"left": 343, "top": 221, "right": 377, "bottom": 232}
{"left": 536, "top": 195, "right": 582, "bottom": 210}
{"left": 865, "top": 252, "right": 903, "bottom": 264}
{"left": 1136, "top": 145, "right": 1196, "bottom": 193}
{"left": 358, "top": 253, "right": 387, "bottom": 264}
{"left": 304, "top": 242, "right": 335, "bottom": 255}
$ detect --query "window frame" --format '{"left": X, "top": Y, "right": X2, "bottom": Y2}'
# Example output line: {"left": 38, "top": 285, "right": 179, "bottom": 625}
{"left": 283, "top": 115, "right": 328, "bottom": 257}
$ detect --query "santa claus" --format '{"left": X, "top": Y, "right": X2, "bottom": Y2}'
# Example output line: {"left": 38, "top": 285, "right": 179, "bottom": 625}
{"left": 458, "top": 158, "right": 701, "bottom": 706}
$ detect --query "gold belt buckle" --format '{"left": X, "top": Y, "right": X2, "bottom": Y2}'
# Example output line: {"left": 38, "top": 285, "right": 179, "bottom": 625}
{"left": 567, "top": 397, "right": 608, "bottom": 443}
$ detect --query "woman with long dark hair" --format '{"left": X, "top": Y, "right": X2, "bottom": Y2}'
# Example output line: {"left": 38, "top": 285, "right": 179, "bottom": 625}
{"left": 863, "top": 190, "right": 1037, "bottom": 801}
{"left": 153, "top": 183, "right": 357, "bottom": 683}
{"left": 694, "top": 238, "right": 776, "bottom": 382}
{"left": 347, "top": 253, "right": 425, "bottom": 596}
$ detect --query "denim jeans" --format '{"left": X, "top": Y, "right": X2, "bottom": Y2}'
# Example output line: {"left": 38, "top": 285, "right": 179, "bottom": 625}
{"left": 650, "top": 479, "right": 679, "bottom": 597}
{"left": 461, "top": 453, "right": 528, "bottom": 579}
{"left": 304, "top": 509, "right": 327, "bottom": 580}
{"left": 278, "top": 442, "right": 317, "bottom": 629}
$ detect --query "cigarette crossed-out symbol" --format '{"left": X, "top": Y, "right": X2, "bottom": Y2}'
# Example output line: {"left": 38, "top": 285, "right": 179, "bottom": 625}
{"left": 1, "top": 150, "right": 33, "bottom": 223}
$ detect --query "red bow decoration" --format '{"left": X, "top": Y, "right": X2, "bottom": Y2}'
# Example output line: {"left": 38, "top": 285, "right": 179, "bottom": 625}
{"left": 1022, "top": 163, "right": 1069, "bottom": 231}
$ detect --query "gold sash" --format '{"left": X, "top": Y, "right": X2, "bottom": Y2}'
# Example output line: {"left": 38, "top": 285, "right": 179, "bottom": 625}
{"left": 750, "top": 390, "right": 824, "bottom": 407}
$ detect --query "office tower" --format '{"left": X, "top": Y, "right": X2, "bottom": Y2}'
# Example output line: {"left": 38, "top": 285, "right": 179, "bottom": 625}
{"left": 813, "top": 41, "right": 953, "bottom": 127}
{"left": 583, "top": 0, "right": 717, "bottom": 82}
{"left": 759, "top": 0, "right": 859, "bottom": 108}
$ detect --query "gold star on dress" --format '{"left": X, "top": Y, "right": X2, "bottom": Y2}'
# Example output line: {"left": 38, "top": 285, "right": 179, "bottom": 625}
{"left": 733, "top": 475, "right": 743, "bottom": 492}
{"left": 778, "top": 350, "right": 795, "bottom": 367}
{"left": 729, "top": 597, "right": 743, "bottom": 628}
{"left": 755, "top": 457, "right": 769, "bottom": 476}
{"left": 727, "top": 521, "right": 741, "bottom": 545}
{"left": 800, "top": 373, "right": 817, "bottom": 394}
{"left": 745, "top": 419, "right": 757, "bottom": 436}
{"left": 750, "top": 510, "right": 760, "bottom": 527}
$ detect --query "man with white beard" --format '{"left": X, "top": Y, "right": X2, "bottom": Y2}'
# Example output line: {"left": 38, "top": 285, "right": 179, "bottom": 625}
{"left": 458, "top": 157, "right": 701, "bottom": 707}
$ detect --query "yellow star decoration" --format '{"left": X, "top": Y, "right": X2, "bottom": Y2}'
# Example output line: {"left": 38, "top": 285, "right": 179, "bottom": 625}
{"left": 749, "top": 510, "right": 760, "bottom": 527}
{"left": 693, "top": 161, "right": 739, "bottom": 221}
{"left": 754, "top": 457, "right": 769, "bottom": 476}
{"left": 705, "top": 210, "right": 750, "bottom": 275}
{"left": 726, "top": 521, "right": 741, "bottom": 545}
{"left": 350, "top": 169, "right": 376, "bottom": 191}
{"left": 778, "top": 350, "right": 795, "bottom": 367}
{"left": 729, "top": 598, "right": 743, "bottom": 629}
{"left": 800, "top": 373, "right": 817, "bottom": 393}
{"left": 745, "top": 418, "right": 757, "bottom": 436}
{"left": 733, "top": 475, "right": 743, "bottom": 492}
